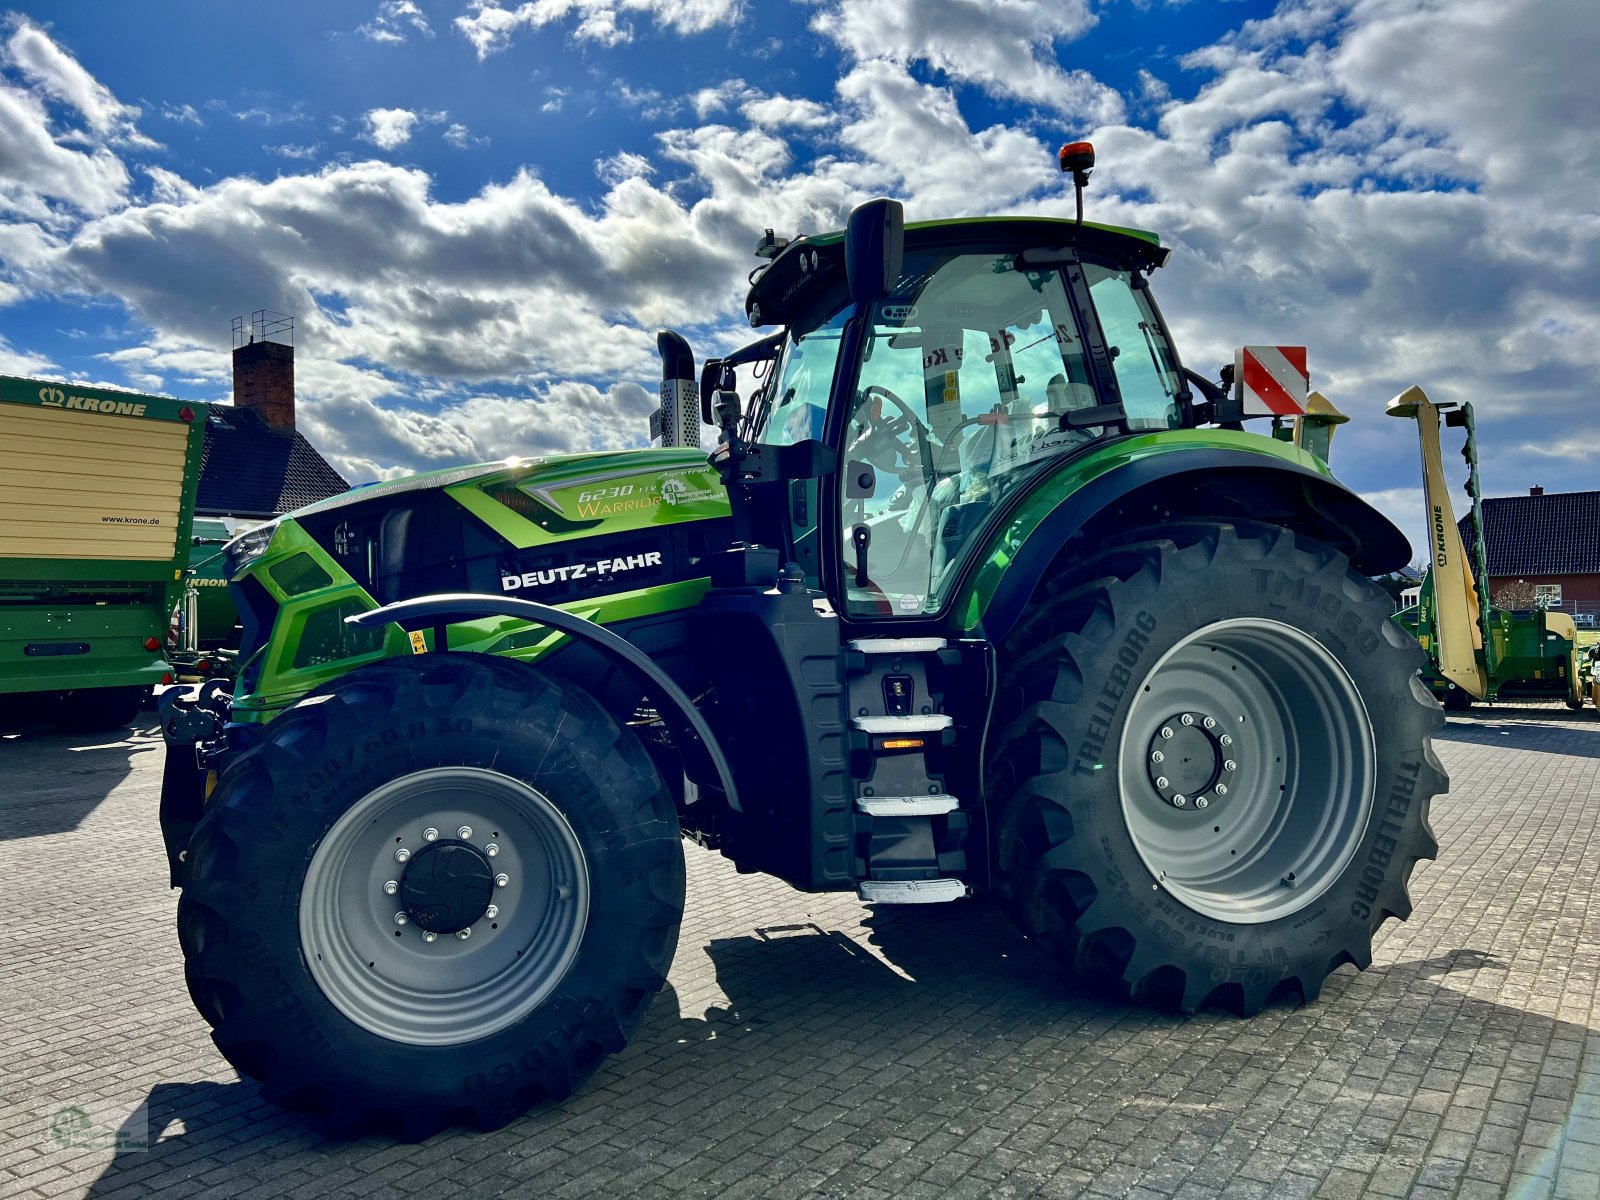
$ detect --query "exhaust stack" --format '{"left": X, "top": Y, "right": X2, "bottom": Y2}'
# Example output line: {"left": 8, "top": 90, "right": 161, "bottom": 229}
{"left": 651, "top": 330, "right": 699, "bottom": 449}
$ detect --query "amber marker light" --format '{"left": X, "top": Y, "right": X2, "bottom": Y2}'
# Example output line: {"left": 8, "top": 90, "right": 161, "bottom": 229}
{"left": 879, "top": 737, "right": 926, "bottom": 751}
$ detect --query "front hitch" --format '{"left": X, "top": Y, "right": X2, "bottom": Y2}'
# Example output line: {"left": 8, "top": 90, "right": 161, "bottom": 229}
{"left": 157, "top": 680, "right": 233, "bottom": 887}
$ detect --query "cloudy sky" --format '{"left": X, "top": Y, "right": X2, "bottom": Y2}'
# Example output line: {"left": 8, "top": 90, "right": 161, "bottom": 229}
{"left": 1, "top": 0, "right": 1595, "bottom": 556}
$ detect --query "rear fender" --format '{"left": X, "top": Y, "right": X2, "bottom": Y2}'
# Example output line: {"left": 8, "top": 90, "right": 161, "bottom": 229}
{"left": 966, "top": 446, "right": 1411, "bottom": 646}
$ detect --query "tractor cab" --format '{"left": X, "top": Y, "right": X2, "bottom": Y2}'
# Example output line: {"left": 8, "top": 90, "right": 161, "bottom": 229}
{"left": 683, "top": 204, "right": 1191, "bottom": 623}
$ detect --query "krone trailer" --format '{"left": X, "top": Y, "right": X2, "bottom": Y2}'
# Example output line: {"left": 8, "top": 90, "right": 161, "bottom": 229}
{"left": 1, "top": 375, "right": 207, "bottom": 731}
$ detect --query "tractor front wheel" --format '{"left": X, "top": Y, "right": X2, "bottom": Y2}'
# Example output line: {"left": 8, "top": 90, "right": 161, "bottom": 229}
{"left": 178, "top": 653, "right": 684, "bottom": 1138}
{"left": 989, "top": 522, "right": 1445, "bottom": 1014}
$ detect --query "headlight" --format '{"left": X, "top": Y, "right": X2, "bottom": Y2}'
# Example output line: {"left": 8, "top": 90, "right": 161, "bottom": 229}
{"left": 224, "top": 520, "right": 279, "bottom": 579}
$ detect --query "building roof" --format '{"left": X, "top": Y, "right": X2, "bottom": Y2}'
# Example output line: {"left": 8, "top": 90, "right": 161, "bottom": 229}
{"left": 196, "top": 404, "right": 349, "bottom": 519}
{"left": 1461, "top": 489, "right": 1600, "bottom": 577}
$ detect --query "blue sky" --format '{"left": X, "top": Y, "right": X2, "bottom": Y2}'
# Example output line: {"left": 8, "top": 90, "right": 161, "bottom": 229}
{"left": 1, "top": 0, "right": 1596, "bottom": 558}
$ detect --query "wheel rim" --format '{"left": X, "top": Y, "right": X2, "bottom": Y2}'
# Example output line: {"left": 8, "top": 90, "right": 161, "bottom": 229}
{"left": 300, "top": 766, "right": 589, "bottom": 1045}
{"left": 1117, "top": 618, "right": 1376, "bottom": 924}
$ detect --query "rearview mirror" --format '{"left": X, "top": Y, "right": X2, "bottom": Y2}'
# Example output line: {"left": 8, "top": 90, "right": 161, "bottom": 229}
{"left": 845, "top": 198, "right": 905, "bottom": 307}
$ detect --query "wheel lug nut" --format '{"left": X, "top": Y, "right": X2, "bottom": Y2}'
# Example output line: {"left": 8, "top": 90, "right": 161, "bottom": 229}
{"left": 1215, "top": 783, "right": 1229, "bottom": 796}
{"left": 394, "top": 847, "right": 411, "bottom": 863}
{"left": 457, "top": 927, "right": 472, "bottom": 940}
{"left": 422, "top": 931, "right": 437, "bottom": 943}
{"left": 1180, "top": 713, "right": 1195, "bottom": 726}
{"left": 1220, "top": 734, "right": 1233, "bottom": 747}
{"left": 383, "top": 880, "right": 399, "bottom": 896}
{"left": 495, "top": 873, "right": 509, "bottom": 888}
{"left": 1160, "top": 727, "right": 1174, "bottom": 740}
{"left": 485, "top": 843, "right": 499, "bottom": 857}
{"left": 1173, "top": 795, "right": 1188, "bottom": 807}
{"left": 1195, "top": 796, "right": 1210, "bottom": 809}
{"left": 1155, "top": 776, "right": 1170, "bottom": 789}
{"left": 457, "top": 826, "right": 473, "bottom": 840}
{"left": 1151, "top": 750, "right": 1164, "bottom": 764}
{"left": 1224, "top": 760, "right": 1237, "bottom": 772}
{"left": 1202, "top": 716, "right": 1216, "bottom": 729}
{"left": 423, "top": 827, "right": 439, "bottom": 842}
{"left": 485, "top": 904, "right": 499, "bottom": 919}
{"left": 393, "top": 912, "right": 408, "bottom": 925}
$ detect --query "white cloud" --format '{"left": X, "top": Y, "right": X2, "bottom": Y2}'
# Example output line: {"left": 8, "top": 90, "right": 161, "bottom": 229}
{"left": 0, "top": 25, "right": 135, "bottom": 219}
{"left": 0, "top": 334, "right": 54, "bottom": 374}
{"left": 160, "top": 102, "right": 202, "bottom": 126}
{"left": 443, "top": 123, "right": 486, "bottom": 150}
{"left": 741, "top": 94, "right": 836, "bottom": 131}
{"left": 265, "top": 142, "right": 323, "bottom": 160}
{"left": 362, "top": 107, "right": 419, "bottom": 150}
{"left": 3, "top": 16, "right": 154, "bottom": 147}
{"left": 358, "top": 0, "right": 434, "bottom": 44}
{"left": 596, "top": 151, "right": 654, "bottom": 185}
{"left": 455, "top": 0, "right": 743, "bottom": 57}
{"left": 811, "top": 0, "right": 1122, "bottom": 121}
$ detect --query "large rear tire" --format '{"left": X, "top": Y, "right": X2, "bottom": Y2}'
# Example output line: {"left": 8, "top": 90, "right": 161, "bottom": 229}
{"left": 178, "top": 653, "right": 685, "bottom": 1138}
{"left": 988, "top": 522, "right": 1445, "bottom": 1014}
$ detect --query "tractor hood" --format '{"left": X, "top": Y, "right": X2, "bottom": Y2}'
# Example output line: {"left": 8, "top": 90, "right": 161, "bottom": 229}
{"left": 266, "top": 447, "right": 734, "bottom": 612}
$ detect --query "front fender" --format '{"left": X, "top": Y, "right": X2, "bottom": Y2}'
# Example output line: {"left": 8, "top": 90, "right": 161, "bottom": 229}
{"left": 348, "top": 593, "right": 738, "bottom": 809}
{"left": 957, "top": 431, "right": 1411, "bottom": 646}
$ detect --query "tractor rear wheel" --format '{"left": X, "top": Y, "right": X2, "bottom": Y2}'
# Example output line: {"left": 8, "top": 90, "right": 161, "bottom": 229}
{"left": 178, "top": 653, "right": 684, "bottom": 1138}
{"left": 989, "top": 521, "right": 1444, "bottom": 1014}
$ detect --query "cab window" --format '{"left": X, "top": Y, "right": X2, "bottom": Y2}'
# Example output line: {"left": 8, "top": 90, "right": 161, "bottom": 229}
{"left": 838, "top": 252, "right": 1103, "bottom": 618}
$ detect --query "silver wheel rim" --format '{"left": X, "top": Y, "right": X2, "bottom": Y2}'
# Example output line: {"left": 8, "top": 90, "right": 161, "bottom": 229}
{"left": 300, "top": 766, "right": 589, "bottom": 1045}
{"left": 1118, "top": 618, "right": 1376, "bottom": 924}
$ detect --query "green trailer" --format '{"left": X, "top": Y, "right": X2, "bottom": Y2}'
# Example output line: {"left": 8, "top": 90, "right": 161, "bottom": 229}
{"left": 0, "top": 376, "right": 208, "bottom": 730}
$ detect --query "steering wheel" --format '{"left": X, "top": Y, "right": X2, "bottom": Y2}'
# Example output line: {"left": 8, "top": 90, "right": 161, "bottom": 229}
{"left": 851, "top": 385, "right": 936, "bottom": 488}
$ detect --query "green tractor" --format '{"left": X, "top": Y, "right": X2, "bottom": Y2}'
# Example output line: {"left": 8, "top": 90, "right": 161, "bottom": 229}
{"left": 159, "top": 148, "right": 1444, "bottom": 1138}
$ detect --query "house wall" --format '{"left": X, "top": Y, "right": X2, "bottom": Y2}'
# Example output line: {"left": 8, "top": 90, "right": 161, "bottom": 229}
{"left": 1487, "top": 573, "right": 1600, "bottom": 613}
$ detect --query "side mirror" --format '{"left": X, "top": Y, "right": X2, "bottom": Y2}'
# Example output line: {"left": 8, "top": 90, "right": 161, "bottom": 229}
{"left": 845, "top": 198, "right": 904, "bottom": 307}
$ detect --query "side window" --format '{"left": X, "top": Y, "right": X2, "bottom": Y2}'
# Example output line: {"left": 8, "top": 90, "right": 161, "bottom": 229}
{"left": 1085, "top": 265, "right": 1182, "bottom": 432}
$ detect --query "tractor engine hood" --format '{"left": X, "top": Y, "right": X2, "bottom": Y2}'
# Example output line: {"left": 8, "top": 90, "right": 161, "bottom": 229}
{"left": 274, "top": 447, "right": 734, "bottom": 612}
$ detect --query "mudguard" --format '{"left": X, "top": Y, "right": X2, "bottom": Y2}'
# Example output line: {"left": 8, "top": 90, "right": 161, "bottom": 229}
{"left": 960, "top": 437, "right": 1411, "bottom": 646}
{"left": 348, "top": 593, "right": 738, "bottom": 809}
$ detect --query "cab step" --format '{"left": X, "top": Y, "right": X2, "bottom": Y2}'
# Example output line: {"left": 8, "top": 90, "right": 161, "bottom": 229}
{"left": 858, "top": 879, "right": 970, "bottom": 904}
{"left": 855, "top": 794, "right": 960, "bottom": 817}
{"left": 852, "top": 713, "right": 953, "bottom": 734}
{"left": 848, "top": 637, "right": 948, "bottom": 654}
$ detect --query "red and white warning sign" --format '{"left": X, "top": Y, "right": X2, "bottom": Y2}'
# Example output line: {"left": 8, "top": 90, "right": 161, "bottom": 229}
{"left": 1235, "top": 345, "right": 1308, "bottom": 417}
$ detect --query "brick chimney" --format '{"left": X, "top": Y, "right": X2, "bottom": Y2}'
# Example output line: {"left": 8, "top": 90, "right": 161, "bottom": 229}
{"left": 231, "top": 311, "right": 295, "bottom": 429}
{"left": 1530, "top": 485, "right": 1544, "bottom": 497}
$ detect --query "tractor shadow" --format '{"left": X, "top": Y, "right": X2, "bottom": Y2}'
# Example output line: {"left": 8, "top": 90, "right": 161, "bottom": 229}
{"left": 77, "top": 909, "right": 1587, "bottom": 1198}
{"left": 0, "top": 702, "right": 160, "bottom": 842}
{"left": 1437, "top": 706, "right": 1600, "bottom": 759}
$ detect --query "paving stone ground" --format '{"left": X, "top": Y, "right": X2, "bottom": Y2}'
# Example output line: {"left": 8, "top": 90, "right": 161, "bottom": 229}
{"left": 2, "top": 700, "right": 1598, "bottom": 1199}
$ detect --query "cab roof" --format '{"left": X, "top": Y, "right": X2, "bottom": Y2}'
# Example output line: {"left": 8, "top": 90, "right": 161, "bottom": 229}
{"left": 745, "top": 216, "right": 1170, "bottom": 330}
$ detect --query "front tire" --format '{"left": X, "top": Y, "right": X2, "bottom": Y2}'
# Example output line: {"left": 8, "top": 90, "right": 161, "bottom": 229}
{"left": 989, "top": 522, "right": 1445, "bottom": 1014}
{"left": 178, "top": 653, "right": 685, "bottom": 1138}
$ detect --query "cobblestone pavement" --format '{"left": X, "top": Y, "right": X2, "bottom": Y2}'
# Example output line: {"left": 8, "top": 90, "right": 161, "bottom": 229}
{"left": 2, "top": 701, "right": 1598, "bottom": 1199}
